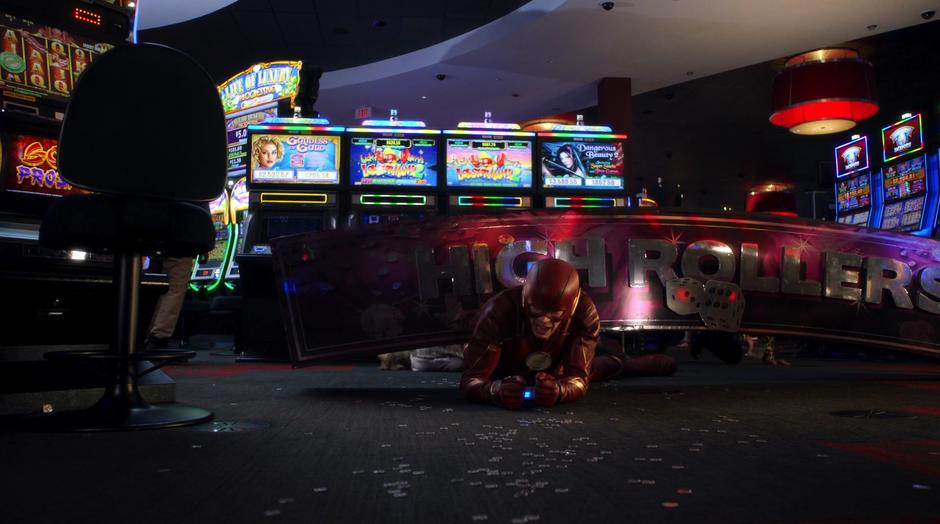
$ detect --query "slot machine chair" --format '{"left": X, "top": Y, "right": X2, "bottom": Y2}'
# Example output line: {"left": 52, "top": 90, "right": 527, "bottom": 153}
{"left": 33, "top": 43, "right": 224, "bottom": 430}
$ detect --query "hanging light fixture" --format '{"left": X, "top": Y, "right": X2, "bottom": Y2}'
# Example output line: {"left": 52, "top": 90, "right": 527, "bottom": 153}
{"left": 770, "top": 48, "right": 878, "bottom": 135}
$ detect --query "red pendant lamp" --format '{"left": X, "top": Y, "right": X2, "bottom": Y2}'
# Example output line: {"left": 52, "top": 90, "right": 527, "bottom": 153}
{"left": 770, "top": 48, "right": 879, "bottom": 135}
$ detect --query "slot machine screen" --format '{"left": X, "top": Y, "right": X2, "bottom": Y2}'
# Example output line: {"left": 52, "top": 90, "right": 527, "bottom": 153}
{"left": 881, "top": 114, "right": 923, "bottom": 162}
{"left": 834, "top": 136, "right": 869, "bottom": 178}
{"left": 836, "top": 173, "right": 871, "bottom": 213}
{"left": 249, "top": 133, "right": 341, "bottom": 185}
{"left": 540, "top": 139, "right": 625, "bottom": 190}
{"left": 1, "top": 134, "right": 85, "bottom": 197}
{"left": 0, "top": 12, "right": 115, "bottom": 104}
{"left": 348, "top": 134, "right": 439, "bottom": 187}
{"left": 445, "top": 135, "right": 533, "bottom": 189}
{"left": 883, "top": 156, "right": 926, "bottom": 201}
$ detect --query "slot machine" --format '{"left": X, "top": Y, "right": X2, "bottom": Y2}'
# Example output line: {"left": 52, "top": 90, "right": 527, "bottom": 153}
{"left": 189, "top": 190, "right": 233, "bottom": 293}
{"left": 0, "top": 1, "right": 167, "bottom": 347}
{"left": 345, "top": 110, "right": 441, "bottom": 226}
{"left": 873, "top": 113, "right": 939, "bottom": 236}
{"left": 223, "top": 176, "right": 248, "bottom": 285}
{"left": 537, "top": 115, "right": 629, "bottom": 210}
{"left": 443, "top": 113, "right": 535, "bottom": 213}
{"left": 237, "top": 117, "right": 344, "bottom": 360}
{"left": 833, "top": 135, "right": 878, "bottom": 226}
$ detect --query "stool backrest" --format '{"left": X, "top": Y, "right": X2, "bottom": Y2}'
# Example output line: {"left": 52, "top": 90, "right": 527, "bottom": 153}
{"left": 58, "top": 43, "right": 226, "bottom": 201}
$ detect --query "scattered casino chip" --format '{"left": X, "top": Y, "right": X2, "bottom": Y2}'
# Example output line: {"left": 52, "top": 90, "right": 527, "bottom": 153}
{"left": 661, "top": 502, "right": 680, "bottom": 509}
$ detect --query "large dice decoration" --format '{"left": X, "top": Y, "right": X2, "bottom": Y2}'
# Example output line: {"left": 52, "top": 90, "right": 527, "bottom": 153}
{"left": 700, "top": 280, "right": 746, "bottom": 332}
{"left": 665, "top": 278, "right": 706, "bottom": 316}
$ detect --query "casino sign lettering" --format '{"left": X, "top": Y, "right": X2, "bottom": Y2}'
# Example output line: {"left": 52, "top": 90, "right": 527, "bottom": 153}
{"left": 287, "top": 136, "right": 331, "bottom": 153}
{"left": 15, "top": 141, "right": 74, "bottom": 192}
{"left": 415, "top": 238, "right": 940, "bottom": 316}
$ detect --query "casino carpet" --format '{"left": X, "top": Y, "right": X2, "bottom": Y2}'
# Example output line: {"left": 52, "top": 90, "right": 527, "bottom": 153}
{"left": 1, "top": 347, "right": 939, "bottom": 524}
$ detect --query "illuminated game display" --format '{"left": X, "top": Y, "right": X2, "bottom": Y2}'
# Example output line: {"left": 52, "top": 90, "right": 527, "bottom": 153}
{"left": 1, "top": 134, "right": 85, "bottom": 197}
{"left": 881, "top": 113, "right": 923, "bottom": 162}
{"left": 249, "top": 132, "right": 340, "bottom": 185}
{"left": 540, "top": 139, "right": 624, "bottom": 190}
{"left": 190, "top": 190, "right": 233, "bottom": 290}
{"left": 218, "top": 61, "right": 302, "bottom": 176}
{"left": 537, "top": 118, "right": 629, "bottom": 209}
{"left": 875, "top": 114, "right": 938, "bottom": 236}
{"left": 349, "top": 134, "right": 438, "bottom": 187}
{"left": 445, "top": 135, "right": 532, "bottom": 189}
{"left": 835, "top": 174, "right": 873, "bottom": 225}
{"left": 880, "top": 155, "right": 929, "bottom": 231}
{"left": 0, "top": 12, "right": 114, "bottom": 105}
{"left": 345, "top": 112, "right": 441, "bottom": 227}
{"left": 833, "top": 135, "right": 875, "bottom": 226}
{"left": 443, "top": 115, "right": 535, "bottom": 212}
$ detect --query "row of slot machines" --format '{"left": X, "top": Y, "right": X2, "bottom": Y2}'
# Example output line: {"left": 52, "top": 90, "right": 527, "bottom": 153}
{"left": 833, "top": 112, "right": 940, "bottom": 237}
{"left": 218, "top": 111, "right": 630, "bottom": 360}
{"left": 235, "top": 114, "right": 629, "bottom": 257}
{"left": 190, "top": 113, "right": 632, "bottom": 301}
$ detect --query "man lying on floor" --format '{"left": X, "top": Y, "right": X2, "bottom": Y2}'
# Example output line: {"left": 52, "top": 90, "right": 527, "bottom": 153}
{"left": 460, "top": 258, "right": 676, "bottom": 410}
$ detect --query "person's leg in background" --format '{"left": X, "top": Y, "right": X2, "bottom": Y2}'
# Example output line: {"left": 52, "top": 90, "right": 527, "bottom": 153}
{"left": 589, "top": 332, "right": 677, "bottom": 382}
{"left": 145, "top": 256, "right": 194, "bottom": 349}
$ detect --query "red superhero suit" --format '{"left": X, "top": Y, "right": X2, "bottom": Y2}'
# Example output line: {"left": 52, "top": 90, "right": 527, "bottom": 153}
{"left": 460, "top": 258, "right": 676, "bottom": 410}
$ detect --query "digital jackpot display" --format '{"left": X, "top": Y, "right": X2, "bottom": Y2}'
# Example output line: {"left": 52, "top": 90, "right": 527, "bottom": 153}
{"left": 225, "top": 107, "right": 277, "bottom": 173}
{"left": 349, "top": 135, "right": 439, "bottom": 187}
{"left": 883, "top": 155, "right": 927, "bottom": 201}
{"left": 540, "top": 139, "right": 625, "bottom": 190}
{"left": 0, "top": 13, "right": 113, "bottom": 102}
{"left": 881, "top": 114, "right": 923, "bottom": 163}
{"left": 249, "top": 133, "right": 340, "bottom": 185}
{"left": 836, "top": 173, "right": 871, "bottom": 213}
{"left": 445, "top": 135, "right": 533, "bottom": 189}
{"left": 834, "top": 136, "right": 869, "bottom": 178}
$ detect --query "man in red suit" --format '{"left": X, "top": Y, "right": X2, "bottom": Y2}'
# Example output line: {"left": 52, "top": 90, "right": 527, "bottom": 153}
{"left": 460, "top": 258, "right": 676, "bottom": 409}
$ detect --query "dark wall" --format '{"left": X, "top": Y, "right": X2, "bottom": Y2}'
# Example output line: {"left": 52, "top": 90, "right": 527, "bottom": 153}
{"left": 628, "top": 20, "right": 940, "bottom": 213}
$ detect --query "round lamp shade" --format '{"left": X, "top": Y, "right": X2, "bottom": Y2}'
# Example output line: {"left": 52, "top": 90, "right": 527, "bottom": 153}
{"left": 770, "top": 48, "right": 878, "bottom": 135}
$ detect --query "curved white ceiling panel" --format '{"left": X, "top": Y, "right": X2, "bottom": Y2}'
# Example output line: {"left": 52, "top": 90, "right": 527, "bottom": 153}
{"left": 137, "top": 0, "right": 239, "bottom": 30}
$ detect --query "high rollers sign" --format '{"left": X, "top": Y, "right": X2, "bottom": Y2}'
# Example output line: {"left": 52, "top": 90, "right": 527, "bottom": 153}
{"left": 272, "top": 211, "right": 940, "bottom": 364}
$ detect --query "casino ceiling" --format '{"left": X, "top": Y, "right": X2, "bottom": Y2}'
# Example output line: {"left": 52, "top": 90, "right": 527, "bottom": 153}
{"left": 139, "top": 0, "right": 937, "bottom": 127}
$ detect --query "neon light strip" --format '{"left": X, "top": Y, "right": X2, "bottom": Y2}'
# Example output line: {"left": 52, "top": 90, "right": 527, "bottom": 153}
{"left": 444, "top": 130, "right": 535, "bottom": 137}
{"left": 457, "top": 195, "right": 524, "bottom": 207}
{"left": 360, "top": 119, "right": 426, "bottom": 128}
{"left": 345, "top": 128, "right": 441, "bottom": 135}
{"left": 189, "top": 223, "right": 235, "bottom": 291}
{"left": 359, "top": 194, "right": 428, "bottom": 206}
{"left": 834, "top": 136, "right": 869, "bottom": 179}
{"left": 882, "top": 114, "right": 924, "bottom": 163}
{"left": 538, "top": 132, "right": 628, "bottom": 139}
{"left": 248, "top": 125, "right": 345, "bottom": 132}
{"left": 553, "top": 197, "right": 617, "bottom": 208}
{"left": 260, "top": 192, "right": 329, "bottom": 204}
{"left": 548, "top": 124, "right": 613, "bottom": 132}
{"left": 457, "top": 122, "right": 521, "bottom": 130}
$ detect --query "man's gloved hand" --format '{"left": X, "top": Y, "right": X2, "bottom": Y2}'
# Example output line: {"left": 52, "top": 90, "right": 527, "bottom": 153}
{"left": 488, "top": 375, "right": 527, "bottom": 410}
{"left": 534, "top": 372, "right": 561, "bottom": 407}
